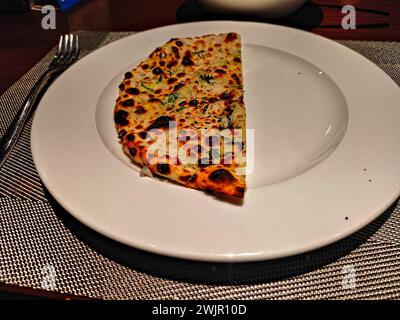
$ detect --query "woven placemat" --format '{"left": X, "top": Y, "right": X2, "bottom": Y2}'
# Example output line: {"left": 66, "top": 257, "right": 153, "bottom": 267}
{"left": 0, "top": 31, "right": 399, "bottom": 300}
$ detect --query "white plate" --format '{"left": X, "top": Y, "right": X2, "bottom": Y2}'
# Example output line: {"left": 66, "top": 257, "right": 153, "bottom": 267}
{"left": 31, "top": 21, "right": 400, "bottom": 262}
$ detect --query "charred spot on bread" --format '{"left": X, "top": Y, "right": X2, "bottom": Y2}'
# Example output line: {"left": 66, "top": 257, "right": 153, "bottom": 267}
{"left": 219, "top": 91, "right": 233, "bottom": 100}
{"left": 149, "top": 47, "right": 161, "bottom": 58}
{"left": 134, "top": 106, "right": 147, "bottom": 114}
{"left": 138, "top": 131, "right": 148, "bottom": 139}
{"left": 208, "top": 169, "right": 235, "bottom": 183}
{"left": 152, "top": 67, "right": 163, "bottom": 75}
{"left": 167, "top": 60, "right": 178, "bottom": 68}
{"left": 225, "top": 33, "right": 238, "bottom": 42}
{"left": 189, "top": 99, "right": 198, "bottom": 107}
{"left": 126, "top": 88, "right": 140, "bottom": 95}
{"left": 179, "top": 175, "right": 191, "bottom": 182}
{"left": 172, "top": 46, "right": 179, "bottom": 55}
{"left": 182, "top": 51, "right": 194, "bottom": 66}
{"left": 122, "top": 99, "right": 134, "bottom": 107}
{"left": 167, "top": 77, "right": 177, "bottom": 84}
{"left": 182, "top": 57, "right": 194, "bottom": 66}
{"left": 147, "top": 116, "right": 173, "bottom": 130}
{"left": 114, "top": 110, "right": 129, "bottom": 126}
{"left": 118, "top": 129, "right": 127, "bottom": 139}
{"left": 157, "top": 163, "right": 170, "bottom": 175}
{"left": 224, "top": 106, "right": 234, "bottom": 116}
{"left": 232, "top": 74, "right": 241, "bottom": 85}
{"left": 124, "top": 72, "right": 133, "bottom": 79}
{"left": 235, "top": 186, "right": 245, "bottom": 196}
{"left": 129, "top": 147, "right": 137, "bottom": 157}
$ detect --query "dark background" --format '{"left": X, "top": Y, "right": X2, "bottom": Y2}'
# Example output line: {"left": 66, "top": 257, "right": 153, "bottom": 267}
{"left": 0, "top": 0, "right": 399, "bottom": 96}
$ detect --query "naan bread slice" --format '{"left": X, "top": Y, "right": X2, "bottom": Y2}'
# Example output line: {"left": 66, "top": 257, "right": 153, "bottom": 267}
{"left": 114, "top": 33, "right": 246, "bottom": 198}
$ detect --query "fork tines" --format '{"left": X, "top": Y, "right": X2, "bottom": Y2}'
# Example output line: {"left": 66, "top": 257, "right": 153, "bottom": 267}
{"left": 53, "top": 33, "right": 79, "bottom": 66}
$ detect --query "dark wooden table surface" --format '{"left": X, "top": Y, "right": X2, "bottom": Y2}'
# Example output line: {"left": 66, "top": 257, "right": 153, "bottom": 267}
{"left": 0, "top": 0, "right": 399, "bottom": 96}
{"left": 0, "top": 0, "right": 399, "bottom": 299}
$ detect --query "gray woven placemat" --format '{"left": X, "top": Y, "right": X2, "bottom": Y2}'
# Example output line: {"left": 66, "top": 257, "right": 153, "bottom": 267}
{"left": 0, "top": 31, "right": 399, "bottom": 300}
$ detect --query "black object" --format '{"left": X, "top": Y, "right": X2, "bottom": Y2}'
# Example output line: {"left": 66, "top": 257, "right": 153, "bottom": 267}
{"left": 30, "top": 0, "right": 59, "bottom": 10}
{"left": 176, "top": 0, "right": 323, "bottom": 31}
{"left": 0, "top": 0, "right": 29, "bottom": 14}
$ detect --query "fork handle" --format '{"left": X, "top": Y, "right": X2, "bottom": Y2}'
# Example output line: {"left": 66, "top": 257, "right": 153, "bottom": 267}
{"left": 0, "top": 68, "right": 60, "bottom": 169}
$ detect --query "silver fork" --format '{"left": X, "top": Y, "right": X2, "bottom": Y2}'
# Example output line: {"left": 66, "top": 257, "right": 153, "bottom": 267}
{"left": 0, "top": 34, "right": 79, "bottom": 169}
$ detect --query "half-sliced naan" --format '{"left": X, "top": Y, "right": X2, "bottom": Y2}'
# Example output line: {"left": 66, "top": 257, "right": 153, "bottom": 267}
{"left": 114, "top": 33, "right": 246, "bottom": 197}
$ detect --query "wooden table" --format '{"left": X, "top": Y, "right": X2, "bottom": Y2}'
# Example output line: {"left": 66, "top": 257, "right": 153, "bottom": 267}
{"left": 0, "top": 0, "right": 399, "bottom": 96}
{"left": 0, "top": 0, "right": 399, "bottom": 299}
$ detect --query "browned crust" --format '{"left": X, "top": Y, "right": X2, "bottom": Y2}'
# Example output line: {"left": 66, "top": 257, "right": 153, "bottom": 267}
{"left": 114, "top": 33, "right": 246, "bottom": 198}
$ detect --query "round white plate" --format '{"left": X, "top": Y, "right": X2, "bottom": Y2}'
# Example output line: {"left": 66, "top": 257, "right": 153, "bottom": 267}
{"left": 31, "top": 21, "right": 400, "bottom": 262}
